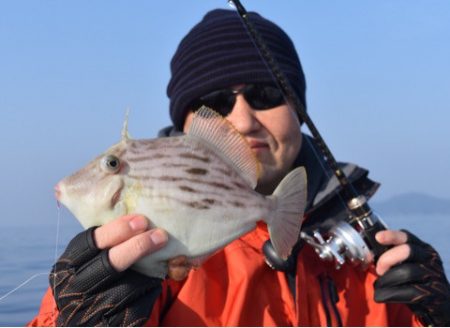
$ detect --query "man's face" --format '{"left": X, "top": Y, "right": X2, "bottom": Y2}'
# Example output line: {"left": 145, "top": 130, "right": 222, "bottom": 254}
{"left": 183, "top": 87, "right": 302, "bottom": 194}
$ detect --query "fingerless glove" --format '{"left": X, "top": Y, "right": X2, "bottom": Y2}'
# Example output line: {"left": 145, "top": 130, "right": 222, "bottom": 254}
{"left": 50, "top": 227, "right": 162, "bottom": 326}
{"left": 374, "top": 230, "right": 450, "bottom": 326}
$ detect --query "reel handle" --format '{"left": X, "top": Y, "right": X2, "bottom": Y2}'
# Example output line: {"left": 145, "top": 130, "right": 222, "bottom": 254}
{"left": 359, "top": 216, "right": 390, "bottom": 261}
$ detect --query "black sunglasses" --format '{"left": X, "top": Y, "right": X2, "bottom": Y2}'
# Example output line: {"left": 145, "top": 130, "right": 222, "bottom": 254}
{"left": 190, "top": 84, "right": 285, "bottom": 117}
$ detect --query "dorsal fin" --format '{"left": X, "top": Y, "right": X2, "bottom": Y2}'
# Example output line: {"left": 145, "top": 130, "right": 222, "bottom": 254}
{"left": 121, "top": 108, "right": 131, "bottom": 141}
{"left": 187, "top": 106, "right": 261, "bottom": 189}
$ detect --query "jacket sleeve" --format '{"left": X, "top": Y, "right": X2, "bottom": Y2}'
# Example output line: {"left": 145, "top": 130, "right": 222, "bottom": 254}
{"left": 26, "top": 288, "right": 58, "bottom": 327}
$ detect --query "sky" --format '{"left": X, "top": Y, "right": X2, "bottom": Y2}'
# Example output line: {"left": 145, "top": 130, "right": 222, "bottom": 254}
{"left": 1, "top": 0, "right": 450, "bottom": 229}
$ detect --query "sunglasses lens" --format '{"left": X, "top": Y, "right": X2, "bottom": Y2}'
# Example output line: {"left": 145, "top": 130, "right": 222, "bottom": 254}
{"left": 193, "top": 90, "right": 235, "bottom": 116}
{"left": 245, "top": 85, "right": 284, "bottom": 110}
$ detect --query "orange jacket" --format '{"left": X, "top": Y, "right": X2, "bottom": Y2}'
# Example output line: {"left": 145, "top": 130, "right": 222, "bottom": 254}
{"left": 28, "top": 222, "right": 422, "bottom": 327}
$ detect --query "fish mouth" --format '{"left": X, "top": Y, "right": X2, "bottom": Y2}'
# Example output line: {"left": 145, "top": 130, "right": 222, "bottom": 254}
{"left": 54, "top": 184, "right": 61, "bottom": 200}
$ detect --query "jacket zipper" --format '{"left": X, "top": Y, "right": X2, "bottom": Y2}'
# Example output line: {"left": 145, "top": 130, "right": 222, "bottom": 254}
{"left": 319, "top": 274, "right": 343, "bottom": 327}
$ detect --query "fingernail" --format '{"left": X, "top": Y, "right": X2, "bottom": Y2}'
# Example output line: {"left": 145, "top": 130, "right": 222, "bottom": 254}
{"left": 129, "top": 216, "right": 148, "bottom": 231}
{"left": 375, "top": 231, "right": 384, "bottom": 243}
{"left": 150, "top": 229, "right": 168, "bottom": 246}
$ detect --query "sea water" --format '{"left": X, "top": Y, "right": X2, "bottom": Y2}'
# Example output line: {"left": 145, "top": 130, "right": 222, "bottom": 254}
{"left": 0, "top": 220, "right": 82, "bottom": 326}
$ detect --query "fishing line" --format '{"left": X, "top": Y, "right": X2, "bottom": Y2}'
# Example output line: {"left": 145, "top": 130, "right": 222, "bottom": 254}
{"left": 229, "top": 0, "right": 360, "bottom": 216}
{"left": 302, "top": 134, "right": 355, "bottom": 217}
{"left": 230, "top": 0, "right": 391, "bottom": 266}
{"left": 229, "top": 0, "right": 374, "bottom": 216}
{"left": 0, "top": 273, "right": 48, "bottom": 303}
{"left": 0, "top": 201, "right": 64, "bottom": 305}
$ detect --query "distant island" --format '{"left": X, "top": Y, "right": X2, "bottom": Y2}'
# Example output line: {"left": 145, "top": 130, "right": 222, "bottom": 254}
{"left": 371, "top": 192, "right": 450, "bottom": 216}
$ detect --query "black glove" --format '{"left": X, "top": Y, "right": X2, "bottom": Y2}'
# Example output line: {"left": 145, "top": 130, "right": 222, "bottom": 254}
{"left": 50, "top": 227, "right": 162, "bottom": 326}
{"left": 374, "top": 230, "right": 450, "bottom": 326}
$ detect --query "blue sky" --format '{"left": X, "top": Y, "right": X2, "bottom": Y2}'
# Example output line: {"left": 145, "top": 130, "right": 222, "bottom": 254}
{"left": 1, "top": 1, "right": 450, "bottom": 228}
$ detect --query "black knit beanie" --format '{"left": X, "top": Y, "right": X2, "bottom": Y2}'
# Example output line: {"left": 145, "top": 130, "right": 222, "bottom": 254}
{"left": 167, "top": 9, "right": 306, "bottom": 130}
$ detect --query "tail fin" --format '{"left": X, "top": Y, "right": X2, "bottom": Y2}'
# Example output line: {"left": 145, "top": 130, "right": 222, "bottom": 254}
{"left": 267, "top": 166, "right": 307, "bottom": 260}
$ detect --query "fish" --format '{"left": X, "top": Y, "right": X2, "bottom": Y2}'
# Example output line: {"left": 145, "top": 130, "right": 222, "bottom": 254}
{"left": 55, "top": 106, "right": 307, "bottom": 279}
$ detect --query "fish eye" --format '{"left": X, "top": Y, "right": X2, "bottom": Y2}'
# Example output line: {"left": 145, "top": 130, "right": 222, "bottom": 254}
{"left": 101, "top": 155, "right": 121, "bottom": 173}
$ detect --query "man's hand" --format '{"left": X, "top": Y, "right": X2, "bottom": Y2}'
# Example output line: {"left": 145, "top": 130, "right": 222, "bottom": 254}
{"left": 50, "top": 214, "right": 167, "bottom": 327}
{"left": 94, "top": 215, "right": 192, "bottom": 279}
{"left": 94, "top": 214, "right": 168, "bottom": 272}
{"left": 374, "top": 229, "right": 450, "bottom": 326}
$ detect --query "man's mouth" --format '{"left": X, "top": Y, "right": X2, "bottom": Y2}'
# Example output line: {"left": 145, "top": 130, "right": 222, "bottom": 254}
{"left": 248, "top": 140, "right": 269, "bottom": 152}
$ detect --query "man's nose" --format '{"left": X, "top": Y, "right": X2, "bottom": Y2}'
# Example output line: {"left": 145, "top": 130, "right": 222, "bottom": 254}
{"left": 226, "top": 94, "right": 261, "bottom": 134}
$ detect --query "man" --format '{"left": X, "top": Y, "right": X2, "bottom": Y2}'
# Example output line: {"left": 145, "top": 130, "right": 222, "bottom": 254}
{"left": 29, "top": 9, "right": 449, "bottom": 326}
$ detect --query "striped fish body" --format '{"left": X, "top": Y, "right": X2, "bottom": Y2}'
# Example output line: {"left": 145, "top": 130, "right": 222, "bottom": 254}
{"left": 127, "top": 136, "right": 273, "bottom": 277}
{"left": 57, "top": 107, "right": 307, "bottom": 278}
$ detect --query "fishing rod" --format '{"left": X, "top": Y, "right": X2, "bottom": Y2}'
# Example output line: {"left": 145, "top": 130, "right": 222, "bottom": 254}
{"left": 228, "top": 0, "right": 388, "bottom": 269}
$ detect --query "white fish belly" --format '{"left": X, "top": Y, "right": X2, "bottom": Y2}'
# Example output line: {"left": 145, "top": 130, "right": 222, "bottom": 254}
{"left": 132, "top": 190, "right": 270, "bottom": 278}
